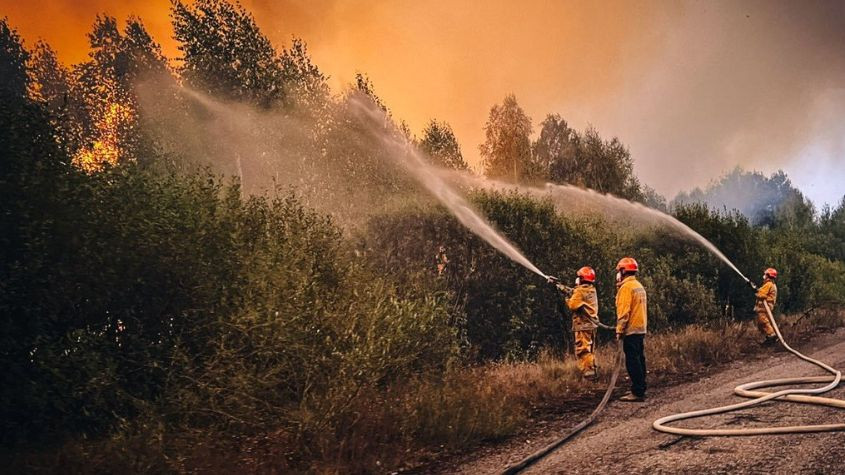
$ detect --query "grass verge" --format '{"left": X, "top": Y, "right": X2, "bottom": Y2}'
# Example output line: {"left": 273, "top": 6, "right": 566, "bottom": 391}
{"left": 6, "top": 308, "right": 843, "bottom": 474}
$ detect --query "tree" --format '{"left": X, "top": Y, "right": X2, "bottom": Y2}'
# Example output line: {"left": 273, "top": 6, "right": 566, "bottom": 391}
{"left": 69, "top": 15, "right": 135, "bottom": 171}
{"left": 354, "top": 72, "right": 387, "bottom": 113}
{"left": 818, "top": 196, "right": 845, "bottom": 261}
{"left": 642, "top": 184, "right": 668, "bottom": 211}
{"left": 0, "top": 18, "right": 29, "bottom": 101}
{"left": 419, "top": 119, "right": 468, "bottom": 170}
{"left": 480, "top": 94, "right": 534, "bottom": 182}
{"left": 171, "top": 0, "right": 284, "bottom": 105}
{"left": 280, "top": 37, "right": 329, "bottom": 110}
{"left": 122, "top": 16, "right": 170, "bottom": 83}
{"left": 673, "top": 168, "right": 815, "bottom": 227}
{"left": 578, "top": 127, "right": 641, "bottom": 198}
{"left": 27, "top": 41, "right": 70, "bottom": 110}
{"left": 533, "top": 113, "right": 578, "bottom": 183}
{"left": 62, "top": 15, "right": 174, "bottom": 171}
{"left": 27, "top": 40, "right": 87, "bottom": 157}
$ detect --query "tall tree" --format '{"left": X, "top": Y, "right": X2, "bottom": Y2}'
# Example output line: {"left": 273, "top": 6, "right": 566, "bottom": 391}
{"left": 27, "top": 41, "right": 70, "bottom": 110}
{"left": 533, "top": 113, "right": 578, "bottom": 183}
{"left": 480, "top": 94, "right": 533, "bottom": 182}
{"left": 419, "top": 119, "right": 467, "bottom": 170}
{"left": 70, "top": 15, "right": 136, "bottom": 171}
{"left": 171, "top": 0, "right": 284, "bottom": 105}
{"left": 532, "top": 114, "right": 644, "bottom": 200}
{"left": 27, "top": 40, "right": 82, "bottom": 154}
{"left": 1, "top": 21, "right": 72, "bottom": 439}
{"left": 65, "top": 15, "right": 173, "bottom": 171}
{"left": 578, "top": 127, "right": 640, "bottom": 197}
{"left": 122, "top": 16, "right": 169, "bottom": 83}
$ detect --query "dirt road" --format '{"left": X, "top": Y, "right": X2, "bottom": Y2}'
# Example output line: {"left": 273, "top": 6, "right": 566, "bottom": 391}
{"left": 451, "top": 328, "right": 845, "bottom": 474}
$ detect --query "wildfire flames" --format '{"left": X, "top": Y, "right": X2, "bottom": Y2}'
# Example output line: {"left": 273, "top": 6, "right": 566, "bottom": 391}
{"left": 72, "top": 99, "right": 134, "bottom": 173}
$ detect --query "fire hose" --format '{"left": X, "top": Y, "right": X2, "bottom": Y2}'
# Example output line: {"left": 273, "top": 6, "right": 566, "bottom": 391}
{"left": 501, "top": 334, "right": 623, "bottom": 474}
{"left": 503, "top": 299, "right": 844, "bottom": 474}
{"left": 652, "top": 301, "right": 845, "bottom": 436}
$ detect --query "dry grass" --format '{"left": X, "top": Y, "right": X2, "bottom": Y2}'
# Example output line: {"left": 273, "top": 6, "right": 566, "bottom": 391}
{"left": 10, "top": 310, "right": 843, "bottom": 474}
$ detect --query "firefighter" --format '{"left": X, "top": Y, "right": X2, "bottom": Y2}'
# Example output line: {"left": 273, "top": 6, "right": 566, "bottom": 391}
{"left": 551, "top": 267, "right": 600, "bottom": 378}
{"left": 753, "top": 267, "right": 779, "bottom": 345}
{"left": 615, "top": 257, "right": 648, "bottom": 402}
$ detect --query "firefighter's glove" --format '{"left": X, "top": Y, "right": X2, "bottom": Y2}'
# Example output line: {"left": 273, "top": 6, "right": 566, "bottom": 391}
{"left": 747, "top": 280, "right": 758, "bottom": 291}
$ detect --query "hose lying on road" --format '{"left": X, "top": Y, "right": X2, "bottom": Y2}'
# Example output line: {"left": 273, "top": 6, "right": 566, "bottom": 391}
{"left": 501, "top": 340, "right": 624, "bottom": 475}
{"left": 653, "top": 301, "right": 845, "bottom": 436}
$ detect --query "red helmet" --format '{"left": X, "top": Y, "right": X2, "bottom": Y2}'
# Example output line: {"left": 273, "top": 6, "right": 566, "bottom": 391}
{"left": 616, "top": 257, "right": 639, "bottom": 273}
{"left": 576, "top": 266, "right": 596, "bottom": 283}
{"left": 764, "top": 267, "right": 777, "bottom": 280}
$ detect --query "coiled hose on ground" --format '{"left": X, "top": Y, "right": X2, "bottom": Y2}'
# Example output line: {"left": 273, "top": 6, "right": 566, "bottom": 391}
{"left": 653, "top": 301, "right": 845, "bottom": 436}
{"left": 502, "top": 303, "right": 845, "bottom": 474}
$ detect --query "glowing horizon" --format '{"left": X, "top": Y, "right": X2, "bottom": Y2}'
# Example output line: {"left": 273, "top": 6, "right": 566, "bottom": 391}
{"left": 3, "top": 0, "right": 844, "bottom": 206}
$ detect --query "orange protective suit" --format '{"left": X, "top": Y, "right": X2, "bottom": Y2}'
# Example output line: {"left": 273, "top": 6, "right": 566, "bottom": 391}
{"left": 754, "top": 280, "right": 778, "bottom": 337}
{"left": 567, "top": 284, "right": 599, "bottom": 375}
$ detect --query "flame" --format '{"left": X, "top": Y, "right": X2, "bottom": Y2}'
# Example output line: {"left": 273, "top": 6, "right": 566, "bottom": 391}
{"left": 73, "top": 99, "right": 135, "bottom": 173}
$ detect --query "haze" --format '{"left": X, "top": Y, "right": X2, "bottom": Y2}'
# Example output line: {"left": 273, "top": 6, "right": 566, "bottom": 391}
{"left": 3, "top": 0, "right": 844, "bottom": 206}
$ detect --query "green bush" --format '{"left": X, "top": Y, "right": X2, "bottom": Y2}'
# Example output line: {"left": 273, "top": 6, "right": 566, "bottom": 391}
{"left": 362, "top": 190, "right": 622, "bottom": 360}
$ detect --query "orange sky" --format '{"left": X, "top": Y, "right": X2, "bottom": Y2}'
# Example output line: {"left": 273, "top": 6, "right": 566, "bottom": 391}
{"left": 3, "top": 0, "right": 845, "bottom": 205}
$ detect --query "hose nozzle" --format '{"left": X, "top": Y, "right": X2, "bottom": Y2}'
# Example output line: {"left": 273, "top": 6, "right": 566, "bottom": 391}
{"left": 746, "top": 278, "right": 758, "bottom": 291}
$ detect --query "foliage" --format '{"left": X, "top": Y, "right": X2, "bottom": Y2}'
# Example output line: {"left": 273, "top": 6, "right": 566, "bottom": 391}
{"left": 480, "top": 94, "right": 535, "bottom": 182}
{"left": 363, "top": 190, "right": 621, "bottom": 360}
{"left": 3, "top": 7, "right": 845, "bottom": 473}
{"left": 0, "top": 18, "right": 29, "bottom": 99}
{"left": 673, "top": 167, "right": 816, "bottom": 227}
{"left": 419, "top": 119, "right": 468, "bottom": 170}
{"left": 172, "top": 0, "right": 283, "bottom": 105}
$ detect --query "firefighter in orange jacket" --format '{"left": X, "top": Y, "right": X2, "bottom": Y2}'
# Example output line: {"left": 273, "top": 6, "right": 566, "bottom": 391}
{"left": 753, "top": 267, "right": 779, "bottom": 345}
{"left": 615, "top": 257, "right": 648, "bottom": 402}
{"left": 557, "top": 267, "right": 600, "bottom": 378}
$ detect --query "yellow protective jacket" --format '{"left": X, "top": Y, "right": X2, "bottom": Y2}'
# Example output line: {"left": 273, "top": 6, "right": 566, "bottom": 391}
{"left": 616, "top": 276, "right": 647, "bottom": 335}
{"left": 567, "top": 284, "right": 598, "bottom": 331}
{"left": 754, "top": 280, "right": 777, "bottom": 312}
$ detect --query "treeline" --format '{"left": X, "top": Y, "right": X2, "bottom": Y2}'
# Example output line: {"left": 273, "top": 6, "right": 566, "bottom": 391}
{"left": 2, "top": 1, "right": 845, "bottom": 471}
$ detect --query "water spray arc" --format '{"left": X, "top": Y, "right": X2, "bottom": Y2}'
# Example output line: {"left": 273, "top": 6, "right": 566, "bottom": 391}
{"left": 350, "top": 95, "right": 550, "bottom": 281}
{"left": 152, "top": 82, "right": 842, "bottom": 470}
{"left": 333, "top": 96, "right": 844, "bottom": 466}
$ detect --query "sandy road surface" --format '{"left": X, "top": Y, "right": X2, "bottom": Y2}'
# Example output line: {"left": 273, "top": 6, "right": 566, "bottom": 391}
{"left": 451, "top": 328, "right": 845, "bottom": 474}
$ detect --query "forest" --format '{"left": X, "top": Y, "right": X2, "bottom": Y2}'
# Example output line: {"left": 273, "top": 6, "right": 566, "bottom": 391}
{"left": 2, "top": 1, "right": 845, "bottom": 472}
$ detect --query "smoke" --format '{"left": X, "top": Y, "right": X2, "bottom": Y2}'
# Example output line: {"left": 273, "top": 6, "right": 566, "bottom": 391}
{"left": 11, "top": 0, "right": 843, "bottom": 205}
{"left": 238, "top": 0, "right": 845, "bottom": 207}
{"left": 592, "top": 0, "right": 845, "bottom": 206}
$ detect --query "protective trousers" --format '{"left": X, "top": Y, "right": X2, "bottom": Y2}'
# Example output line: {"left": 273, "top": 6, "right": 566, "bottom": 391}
{"left": 574, "top": 330, "right": 596, "bottom": 374}
{"left": 623, "top": 334, "right": 647, "bottom": 397}
{"left": 755, "top": 310, "right": 775, "bottom": 337}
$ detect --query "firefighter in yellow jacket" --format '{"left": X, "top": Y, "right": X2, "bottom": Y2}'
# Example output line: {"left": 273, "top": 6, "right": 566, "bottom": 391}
{"left": 559, "top": 267, "right": 599, "bottom": 378}
{"left": 615, "top": 257, "right": 648, "bottom": 402}
{"left": 753, "top": 267, "right": 779, "bottom": 345}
